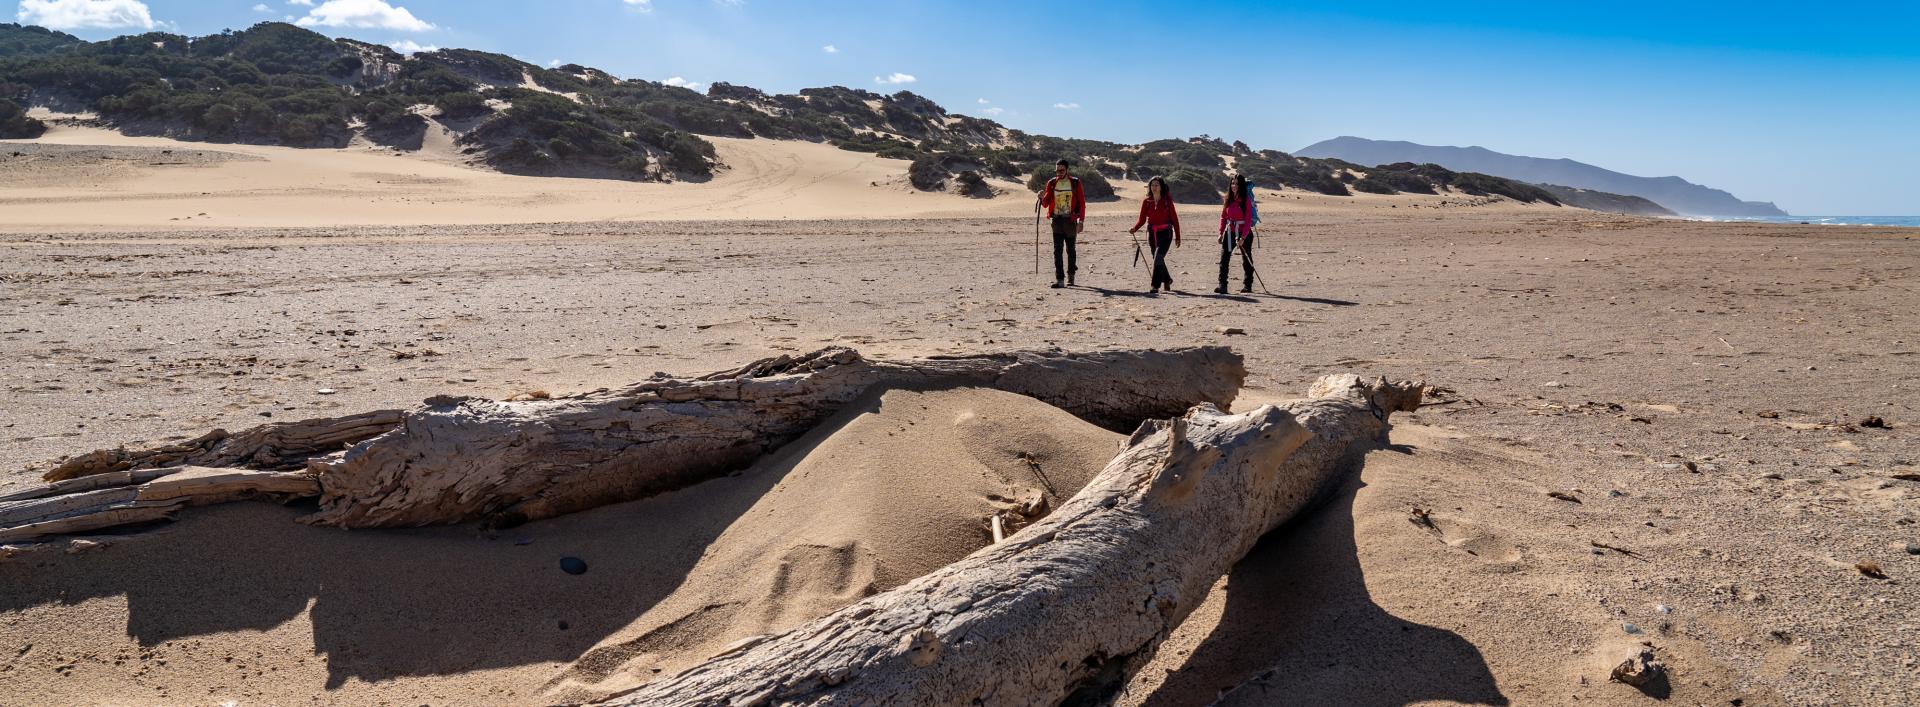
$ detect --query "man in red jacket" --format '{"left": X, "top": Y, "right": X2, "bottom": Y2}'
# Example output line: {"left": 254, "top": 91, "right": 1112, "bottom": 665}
{"left": 1037, "top": 159, "right": 1087, "bottom": 288}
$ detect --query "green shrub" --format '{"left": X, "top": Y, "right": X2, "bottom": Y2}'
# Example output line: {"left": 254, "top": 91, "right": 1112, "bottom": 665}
{"left": 1163, "top": 169, "right": 1221, "bottom": 204}
{"left": 908, "top": 154, "right": 946, "bottom": 191}
{"left": 1024, "top": 164, "right": 1114, "bottom": 200}
{"left": 956, "top": 170, "right": 991, "bottom": 198}
{"left": 0, "top": 98, "right": 46, "bottom": 138}
{"left": 1351, "top": 175, "right": 1398, "bottom": 194}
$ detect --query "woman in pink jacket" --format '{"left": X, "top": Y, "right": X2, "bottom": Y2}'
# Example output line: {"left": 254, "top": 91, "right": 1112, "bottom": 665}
{"left": 1216, "top": 174, "right": 1255, "bottom": 294}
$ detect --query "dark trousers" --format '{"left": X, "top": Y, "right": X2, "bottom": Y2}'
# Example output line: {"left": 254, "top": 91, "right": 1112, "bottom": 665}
{"left": 1148, "top": 227, "right": 1174, "bottom": 288}
{"left": 1219, "top": 229, "right": 1253, "bottom": 289}
{"left": 1051, "top": 216, "right": 1078, "bottom": 282}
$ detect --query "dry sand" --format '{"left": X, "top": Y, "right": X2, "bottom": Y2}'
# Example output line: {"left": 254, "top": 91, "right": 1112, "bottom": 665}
{"left": 2, "top": 127, "right": 1917, "bottom": 705}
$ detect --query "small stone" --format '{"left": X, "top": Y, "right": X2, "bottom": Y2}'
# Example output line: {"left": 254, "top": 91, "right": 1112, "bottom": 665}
{"left": 66, "top": 539, "right": 105, "bottom": 555}
{"left": 1543, "top": 381, "right": 1563, "bottom": 388}
{"left": 559, "top": 556, "right": 588, "bottom": 575}
{"left": 1905, "top": 542, "right": 1919, "bottom": 556}
{"left": 316, "top": 388, "right": 337, "bottom": 395}
{"left": 461, "top": 377, "right": 478, "bottom": 383}
{"left": 1218, "top": 327, "right": 1246, "bottom": 336}
{"left": 1655, "top": 604, "right": 1672, "bottom": 615}
{"left": 1622, "top": 622, "right": 1642, "bottom": 634}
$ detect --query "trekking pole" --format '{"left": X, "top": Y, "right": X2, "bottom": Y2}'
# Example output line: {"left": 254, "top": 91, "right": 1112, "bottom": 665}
{"left": 1032, "top": 200, "right": 1041, "bottom": 275}
{"left": 1245, "top": 229, "right": 1272, "bottom": 295}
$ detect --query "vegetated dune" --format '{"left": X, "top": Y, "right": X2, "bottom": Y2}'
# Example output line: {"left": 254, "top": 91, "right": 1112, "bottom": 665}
{"left": 0, "top": 121, "right": 1571, "bottom": 232}
{"left": 0, "top": 387, "right": 1121, "bottom": 705}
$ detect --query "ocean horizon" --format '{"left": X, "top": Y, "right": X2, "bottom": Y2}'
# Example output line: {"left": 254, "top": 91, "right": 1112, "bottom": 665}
{"left": 1698, "top": 215, "right": 1920, "bottom": 228}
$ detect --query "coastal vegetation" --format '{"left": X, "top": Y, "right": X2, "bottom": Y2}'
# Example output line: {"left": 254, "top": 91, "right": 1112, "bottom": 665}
{"left": 1, "top": 21, "right": 1568, "bottom": 203}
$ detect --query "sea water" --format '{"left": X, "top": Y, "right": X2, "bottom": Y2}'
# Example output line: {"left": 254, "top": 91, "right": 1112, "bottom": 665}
{"left": 1701, "top": 215, "right": 1920, "bottom": 228}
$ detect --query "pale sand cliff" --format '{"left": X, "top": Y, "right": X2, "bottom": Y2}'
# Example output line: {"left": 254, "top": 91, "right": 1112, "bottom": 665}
{"left": 1, "top": 127, "right": 1915, "bottom": 706}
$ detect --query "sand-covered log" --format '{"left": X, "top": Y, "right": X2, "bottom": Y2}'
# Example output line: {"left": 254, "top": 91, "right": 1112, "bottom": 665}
{"left": 306, "top": 346, "right": 1243, "bottom": 528}
{"left": 0, "top": 467, "right": 319, "bottom": 543}
{"left": 603, "top": 374, "right": 1423, "bottom": 706}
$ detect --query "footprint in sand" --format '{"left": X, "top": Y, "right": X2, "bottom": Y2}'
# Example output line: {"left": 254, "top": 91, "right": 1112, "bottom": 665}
{"left": 1414, "top": 511, "right": 1525, "bottom": 566}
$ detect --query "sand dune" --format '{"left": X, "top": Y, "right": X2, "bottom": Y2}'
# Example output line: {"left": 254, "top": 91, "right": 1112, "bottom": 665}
{"left": 1, "top": 123, "right": 1560, "bottom": 232}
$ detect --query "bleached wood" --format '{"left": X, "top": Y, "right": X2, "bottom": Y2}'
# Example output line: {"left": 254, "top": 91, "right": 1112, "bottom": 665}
{"left": 603, "top": 374, "right": 1424, "bottom": 706}
{"left": 0, "top": 468, "right": 320, "bottom": 543}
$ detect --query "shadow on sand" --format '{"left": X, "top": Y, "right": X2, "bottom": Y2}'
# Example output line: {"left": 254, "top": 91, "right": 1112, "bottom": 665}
{"left": 1069, "top": 284, "right": 1358, "bottom": 307}
{"left": 1134, "top": 475, "right": 1509, "bottom": 707}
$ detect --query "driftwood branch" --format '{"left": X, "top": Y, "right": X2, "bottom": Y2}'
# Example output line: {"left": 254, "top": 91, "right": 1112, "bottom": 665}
{"left": 40, "top": 410, "right": 404, "bottom": 481}
{"left": 603, "top": 373, "right": 1423, "bottom": 706}
{"left": 305, "top": 346, "right": 1243, "bottom": 528}
{"left": 0, "top": 467, "right": 319, "bottom": 543}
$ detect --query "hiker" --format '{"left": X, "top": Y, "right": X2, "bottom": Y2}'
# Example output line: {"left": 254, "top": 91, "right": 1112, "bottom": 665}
{"left": 1216, "top": 174, "right": 1257, "bottom": 294}
{"left": 1128, "top": 176, "right": 1181, "bottom": 293}
{"left": 1037, "top": 159, "right": 1086, "bottom": 288}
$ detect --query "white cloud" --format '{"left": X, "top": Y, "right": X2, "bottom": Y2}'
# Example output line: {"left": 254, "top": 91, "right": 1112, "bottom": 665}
{"left": 252, "top": 3, "right": 271, "bottom": 12}
{"left": 288, "top": 0, "right": 314, "bottom": 5}
{"left": 663, "top": 76, "right": 703, "bottom": 91}
{"left": 982, "top": 107, "right": 1004, "bottom": 116}
{"left": 874, "top": 72, "right": 916, "bottom": 85}
{"left": 546, "top": 59, "right": 562, "bottom": 68}
{"left": 16, "top": 0, "right": 158, "bottom": 30}
{"left": 821, "top": 44, "right": 836, "bottom": 53}
{"left": 623, "top": 0, "right": 652, "bottom": 11}
{"left": 977, "top": 98, "right": 990, "bottom": 104}
{"left": 294, "top": 0, "right": 434, "bottom": 32}
{"left": 388, "top": 39, "right": 437, "bottom": 54}
{"left": 1052, "top": 102, "right": 1080, "bottom": 109}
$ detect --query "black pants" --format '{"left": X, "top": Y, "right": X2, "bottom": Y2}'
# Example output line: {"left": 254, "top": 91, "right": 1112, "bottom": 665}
{"left": 1219, "top": 230, "right": 1253, "bottom": 289}
{"left": 1052, "top": 216, "right": 1078, "bottom": 283}
{"left": 1148, "top": 227, "right": 1174, "bottom": 289}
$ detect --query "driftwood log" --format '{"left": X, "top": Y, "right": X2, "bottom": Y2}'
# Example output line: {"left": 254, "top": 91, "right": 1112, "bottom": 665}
{"left": 305, "top": 346, "right": 1243, "bottom": 528}
{"left": 14, "top": 347, "right": 1243, "bottom": 538}
{"left": 601, "top": 374, "right": 1424, "bottom": 706}
{"left": 0, "top": 467, "right": 318, "bottom": 543}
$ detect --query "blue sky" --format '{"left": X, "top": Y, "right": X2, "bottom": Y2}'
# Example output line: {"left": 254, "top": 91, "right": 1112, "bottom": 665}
{"left": 19, "top": 0, "right": 1920, "bottom": 214}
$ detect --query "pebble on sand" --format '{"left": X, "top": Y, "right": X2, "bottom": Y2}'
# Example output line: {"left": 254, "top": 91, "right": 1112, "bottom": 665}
{"left": 560, "top": 556, "right": 589, "bottom": 575}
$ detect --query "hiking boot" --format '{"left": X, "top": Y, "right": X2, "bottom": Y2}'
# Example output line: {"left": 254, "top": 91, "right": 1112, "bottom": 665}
{"left": 1050, "top": 281, "right": 1064, "bottom": 289}
{"left": 1067, "top": 273, "right": 1076, "bottom": 286}
{"left": 1241, "top": 284, "right": 1253, "bottom": 293}
{"left": 1213, "top": 286, "right": 1227, "bottom": 295}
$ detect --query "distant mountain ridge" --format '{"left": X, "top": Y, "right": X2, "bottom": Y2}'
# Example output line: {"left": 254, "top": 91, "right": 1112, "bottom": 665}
{"left": 1296, "top": 137, "right": 1787, "bottom": 217}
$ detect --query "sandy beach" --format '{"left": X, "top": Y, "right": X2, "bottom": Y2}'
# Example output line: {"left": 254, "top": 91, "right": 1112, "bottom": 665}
{"left": 2, "top": 124, "right": 1917, "bottom": 705}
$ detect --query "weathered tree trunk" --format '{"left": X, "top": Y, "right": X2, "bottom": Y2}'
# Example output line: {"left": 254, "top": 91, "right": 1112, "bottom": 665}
{"left": 600, "top": 374, "right": 1424, "bottom": 706}
{"left": 0, "top": 467, "right": 319, "bottom": 543}
{"left": 304, "top": 346, "right": 1243, "bottom": 528}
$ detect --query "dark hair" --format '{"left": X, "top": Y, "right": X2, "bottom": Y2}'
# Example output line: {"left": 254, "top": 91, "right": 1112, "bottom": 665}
{"left": 1146, "top": 176, "right": 1168, "bottom": 202}
{"left": 1226, "top": 174, "right": 1250, "bottom": 206}
{"left": 1056, "top": 159, "right": 1071, "bottom": 168}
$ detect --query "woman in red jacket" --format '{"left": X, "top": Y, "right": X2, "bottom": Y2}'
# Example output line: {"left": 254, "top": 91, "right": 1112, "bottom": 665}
{"left": 1128, "top": 176, "right": 1181, "bottom": 293}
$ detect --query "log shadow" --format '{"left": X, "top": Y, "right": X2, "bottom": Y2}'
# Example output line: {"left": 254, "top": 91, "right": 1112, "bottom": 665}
{"left": 1134, "top": 477, "right": 1509, "bottom": 707}
{"left": 0, "top": 394, "right": 892, "bottom": 689}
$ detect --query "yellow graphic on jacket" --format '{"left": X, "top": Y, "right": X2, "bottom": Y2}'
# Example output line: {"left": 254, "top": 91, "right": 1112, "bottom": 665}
{"left": 1052, "top": 179, "right": 1075, "bottom": 215}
